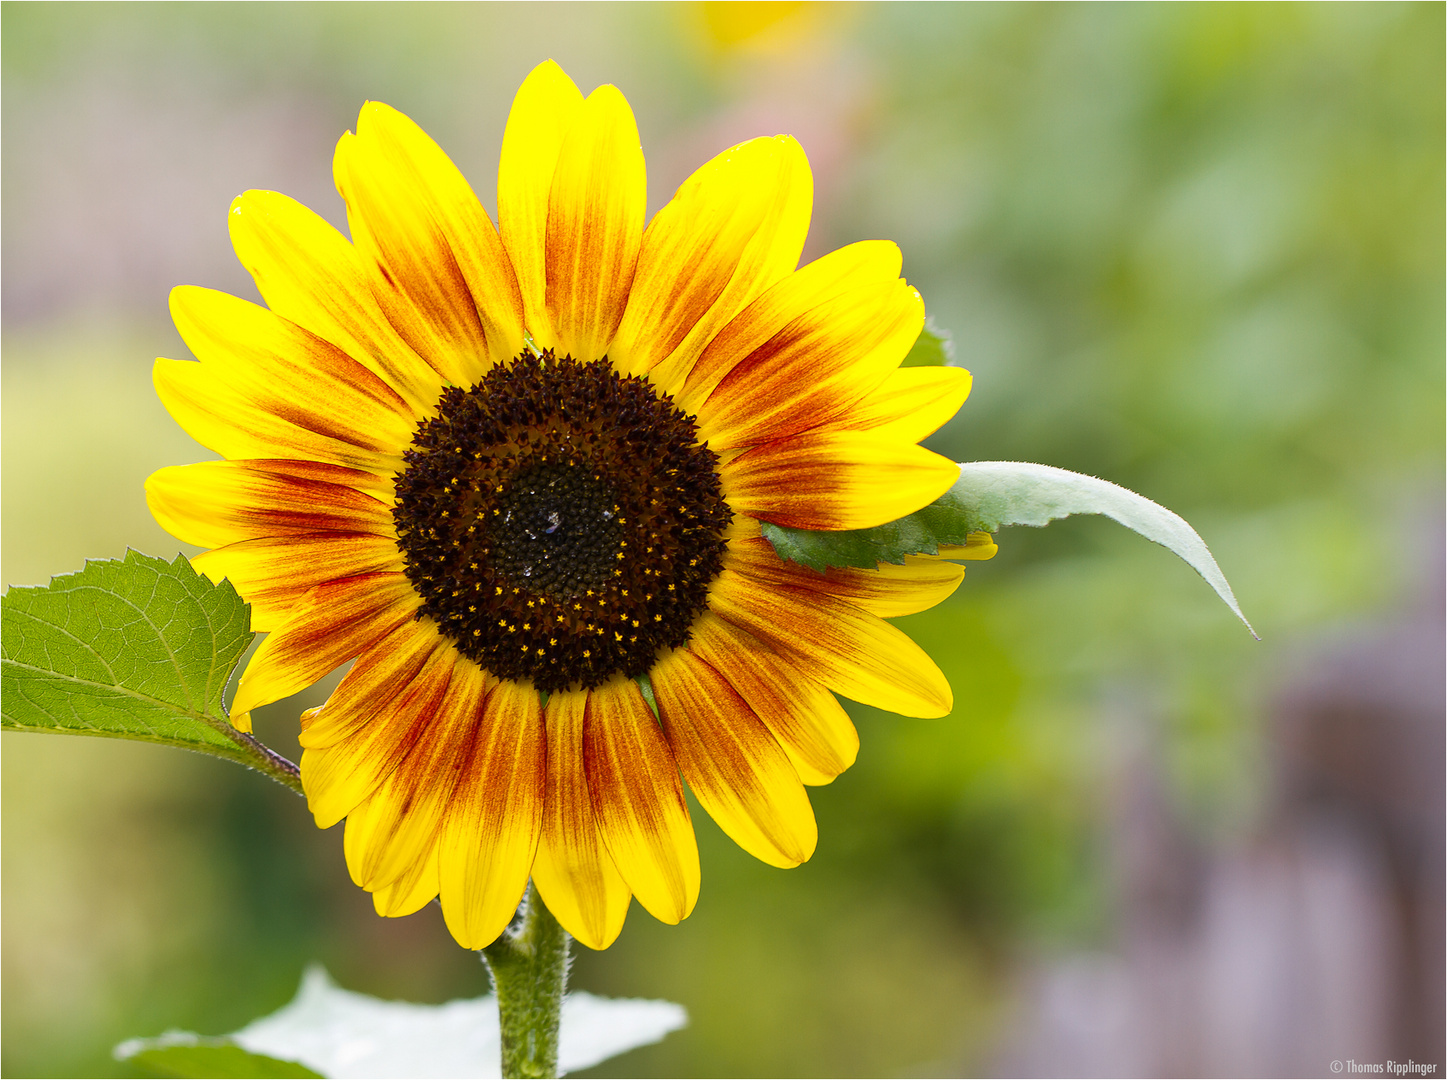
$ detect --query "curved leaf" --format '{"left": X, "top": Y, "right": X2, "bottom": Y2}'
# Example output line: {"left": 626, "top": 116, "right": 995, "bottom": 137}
{"left": 761, "top": 461, "right": 1255, "bottom": 635}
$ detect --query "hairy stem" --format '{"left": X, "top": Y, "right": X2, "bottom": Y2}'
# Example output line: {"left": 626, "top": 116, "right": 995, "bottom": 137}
{"left": 215, "top": 723, "right": 305, "bottom": 795}
{"left": 481, "top": 882, "right": 571, "bottom": 1079}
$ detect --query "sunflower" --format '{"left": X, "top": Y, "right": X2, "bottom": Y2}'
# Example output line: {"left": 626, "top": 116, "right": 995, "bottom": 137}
{"left": 145, "top": 60, "right": 996, "bottom": 951}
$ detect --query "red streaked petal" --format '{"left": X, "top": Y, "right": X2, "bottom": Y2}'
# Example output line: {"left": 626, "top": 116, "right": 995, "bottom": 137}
{"left": 146, "top": 460, "right": 393, "bottom": 550}
{"left": 584, "top": 676, "right": 699, "bottom": 924}
{"left": 191, "top": 532, "right": 401, "bottom": 632}
{"left": 678, "top": 239, "right": 903, "bottom": 413}
{"left": 301, "top": 639, "right": 460, "bottom": 827}
{"left": 227, "top": 189, "right": 443, "bottom": 416}
{"left": 697, "top": 279, "right": 924, "bottom": 449}
{"left": 498, "top": 60, "right": 586, "bottom": 348}
{"left": 298, "top": 616, "right": 451, "bottom": 749}
{"left": 531, "top": 690, "right": 632, "bottom": 950}
{"left": 342, "top": 662, "right": 490, "bottom": 892}
{"left": 232, "top": 571, "right": 419, "bottom": 717}
{"left": 543, "top": 84, "right": 646, "bottom": 362}
{"left": 611, "top": 135, "right": 811, "bottom": 390}
{"left": 724, "top": 536, "right": 965, "bottom": 619}
{"left": 652, "top": 648, "right": 817, "bottom": 868}
{"left": 721, "top": 431, "right": 960, "bottom": 531}
{"left": 438, "top": 676, "right": 546, "bottom": 949}
{"left": 336, "top": 103, "right": 526, "bottom": 378}
{"left": 708, "top": 568, "right": 953, "bottom": 718}
{"left": 164, "top": 286, "right": 414, "bottom": 470}
{"left": 686, "top": 612, "right": 858, "bottom": 785}
{"left": 837, "top": 365, "right": 973, "bottom": 444}
{"left": 372, "top": 843, "right": 441, "bottom": 918}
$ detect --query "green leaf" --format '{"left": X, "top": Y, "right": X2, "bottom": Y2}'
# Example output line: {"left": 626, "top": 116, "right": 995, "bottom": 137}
{"left": 900, "top": 317, "right": 953, "bottom": 367}
{"left": 120, "top": 1037, "right": 321, "bottom": 1079}
{"left": 761, "top": 488, "right": 986, "bottom": 572}
{"left": 636, "top": 672, "right": 660, "bottom": 719}
{"left": 761, "top": 461, "right": 1255, "bottom": 635}
{"left": 1, "top": 551, "right": 303, "bottom": 793}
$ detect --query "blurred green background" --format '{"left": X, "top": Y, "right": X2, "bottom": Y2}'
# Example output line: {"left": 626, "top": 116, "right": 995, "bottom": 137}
{"left": 3, "top": 3, "right": 1441, "bottom": 1077}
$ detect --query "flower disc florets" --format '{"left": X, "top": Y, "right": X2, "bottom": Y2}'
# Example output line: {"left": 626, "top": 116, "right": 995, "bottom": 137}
{"left": 393, "top": 351, "right": 731, "bottom": 692}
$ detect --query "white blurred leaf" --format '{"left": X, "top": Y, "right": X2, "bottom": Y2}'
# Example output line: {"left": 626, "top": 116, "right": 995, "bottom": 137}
{"left": 950, "top": 462, "right": 1256, "bottom": 636}
{"left": 764, "top": 461, "right": 1256, "bottom": 636}
{"left": 117, "top": 965, "right": 687, "bottom": 1079}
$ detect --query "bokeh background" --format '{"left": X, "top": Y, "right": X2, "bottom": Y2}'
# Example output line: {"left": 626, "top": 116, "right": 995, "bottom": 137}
{"left": 3, "top": 3, "right": 1442, "bottom": 1077}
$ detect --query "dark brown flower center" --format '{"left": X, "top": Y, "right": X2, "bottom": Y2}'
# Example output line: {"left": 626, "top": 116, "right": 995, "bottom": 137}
{"left": 392, "top": 350, "right": 731, "bottom": 693}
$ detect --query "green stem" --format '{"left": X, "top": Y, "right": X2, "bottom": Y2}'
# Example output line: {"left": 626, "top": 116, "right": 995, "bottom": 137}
{"left": 215, "top": 723, "right": 306, "bottom": 796}
{"left": 481, "top": 881, "right": 571, "bottom": 1079}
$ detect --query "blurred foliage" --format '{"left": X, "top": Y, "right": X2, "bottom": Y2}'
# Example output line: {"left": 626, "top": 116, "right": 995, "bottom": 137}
{"left": 3, "top": 3, "right": 1441, "bottom": 1078}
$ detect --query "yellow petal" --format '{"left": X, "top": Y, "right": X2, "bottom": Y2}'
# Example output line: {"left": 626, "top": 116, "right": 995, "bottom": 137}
{"left": 724, "top": 536, "right": 964, "bottom": 619}
{"left": 610, "top": 135, "right": 810, "bottom": 391}
{"left": 372, "top": 843, "right": 441, "bottom": 918}
{"left": 721, "top": 430, "right": 960, "bottom": 531}
{"left": 498, "top": 60, "right": 586, "bottom": 347}
{"left": 531, "top": 690, "right": 633, "bottom": 951}
{"left": 336, "top": 103, "right": 525, "bottom": 378}
{"left": 227, "top": 189, "right": 443, "bottom": 416}
{"left": 838, "top": 365, "right": 973, "bottom": 444}
{"left": 652, "top": 648, "right": 817, "bottom": 868}
{"left": 232, "top": 571, "right": 419, "bottom": 717}
{"left": 544, "top": 85, "right": 646, "bottom": 361}
{"left": 299, "top": 617, "right": 451, "bottom": 749}
{"left": 301, "top": 639, "right": 460, "bottom": 827}
{"left": 146, "top": 460, "right": 393, "bottom": 550}
{"left": 343, "top": 665, "right": 487, "bottom": 891}
{"left": 583, "top": 676, "right": 700, "bottom": 924}
{"left": 438, "top": 676, "right": 547, "bottom": 949}
{"left": 687, "top": 613, "right": 857, "bottom": 785}
{"left": 164, "top": 286, "right": 414, "bottom": 472}
{"left": 696, "top": 278, "right": 924, "bottom": 449}
{"left": 678, "top": 239, "right": 903, "bottom": 413}
{"left": 929, "top": 533, "right": 999, "bottom": 561}
{"left": 191, "top": 531, "right": 401, "bottom": 632}
{"left": 708, "top": 568, "right": 953, "bottom": 718}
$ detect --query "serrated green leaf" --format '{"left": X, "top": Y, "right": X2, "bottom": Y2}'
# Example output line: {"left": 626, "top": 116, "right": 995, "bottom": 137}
{"left": 120, "top": 1038, "right": 322, "bottom": 1079}
{"left": 900, "top": 317, "right": 954, "bottom": 367}
{"left": 761, "top": 461, "right": 1255, "bottom": 635}
{"left": 1, "top": 551, "right": 303, "bottom": 793}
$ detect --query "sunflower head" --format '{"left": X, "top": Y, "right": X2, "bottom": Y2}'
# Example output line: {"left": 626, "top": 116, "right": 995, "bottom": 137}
{"left": 147, "top": 60, "right": 991, "bottom": 951}
{"left": 392, "top": 348, "right": 732, "bottom": 693}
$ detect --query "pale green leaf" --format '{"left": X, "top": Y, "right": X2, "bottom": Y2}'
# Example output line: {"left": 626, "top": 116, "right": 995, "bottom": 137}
{"left": 900, "top": 317, "right": 954, "bottom": 367}
{"left": 761, "top": 461, "right": 1255, "bottom": 635}
{"left": 118, "top": 965, "right": 688, "bottom": 1079}
{"left": 1, "top": 551, "right": 303, "bottom": 792}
